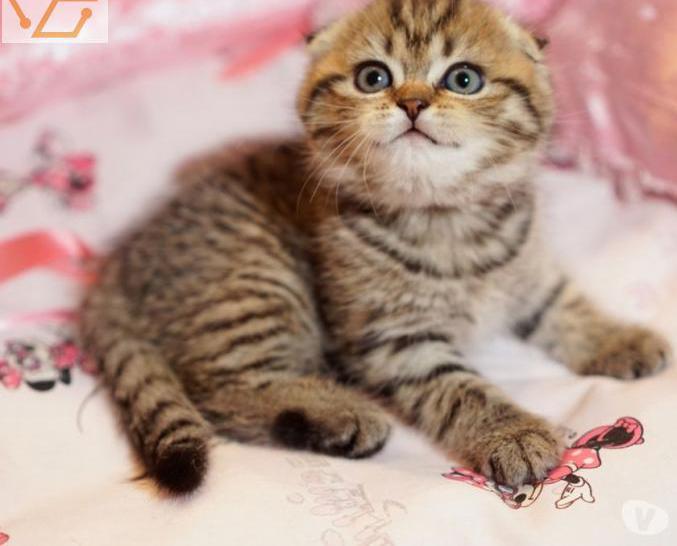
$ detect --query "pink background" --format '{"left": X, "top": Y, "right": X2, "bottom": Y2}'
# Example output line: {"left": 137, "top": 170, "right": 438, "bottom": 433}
{"left": 1, "top": 0, "right": 676, "bottom": 202}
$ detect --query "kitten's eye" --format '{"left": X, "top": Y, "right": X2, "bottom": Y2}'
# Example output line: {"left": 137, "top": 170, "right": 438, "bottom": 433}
{"left": 443, "top": 63, "right": 484, "bottom": 95}
{"left": 355, "top": 62, "right": 392, "bottom": 94}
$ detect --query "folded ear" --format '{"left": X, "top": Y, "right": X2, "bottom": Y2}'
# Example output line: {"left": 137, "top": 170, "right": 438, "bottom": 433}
{"left": 517, "top": 31, "right": 549, "bottom": 63}
{"left": 498, "top": 13, "right": 548, "bottom": 63}
{"left": 534, "top": 35, "right": 550, "bottom": 50}
{"left": 305, "top": 18, "right": 350, "bottom": 58}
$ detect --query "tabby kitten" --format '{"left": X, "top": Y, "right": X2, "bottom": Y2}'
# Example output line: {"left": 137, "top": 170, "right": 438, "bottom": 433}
{"left": 81, "top": 0, "right": 671, "bottom": 495}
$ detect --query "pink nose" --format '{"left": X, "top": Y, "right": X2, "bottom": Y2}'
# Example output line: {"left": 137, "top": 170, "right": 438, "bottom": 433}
{"left": 397, "top": 98, "right": 430, "bottom": 121}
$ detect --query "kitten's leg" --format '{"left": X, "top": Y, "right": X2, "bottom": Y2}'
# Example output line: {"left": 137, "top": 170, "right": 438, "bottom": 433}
{"left": 343, "top": 342, "right": 563, "bottom": 487}
{"left": 514, "top": 276, "right": 671, "bottom": 379}
{"left": 169, "top": 270, "right": 390, "bottom": 459}
{"left": 198, "top": 376, "right": 390, "bottom": 458}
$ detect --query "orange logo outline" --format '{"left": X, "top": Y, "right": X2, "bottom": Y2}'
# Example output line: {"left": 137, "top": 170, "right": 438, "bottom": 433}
{"left": 7, "top": 0, "right": 32, "bottom": 28}
{"left": 6, "top": 0, "right": 99, "bottom": 39}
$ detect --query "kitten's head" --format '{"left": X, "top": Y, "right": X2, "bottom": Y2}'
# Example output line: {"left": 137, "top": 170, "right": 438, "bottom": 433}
{"left": 298, "top": 0, "right": 553, "bottom": 209}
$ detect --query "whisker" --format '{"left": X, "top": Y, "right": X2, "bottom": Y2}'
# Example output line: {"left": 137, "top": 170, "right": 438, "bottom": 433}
{"left": 361, "top": 139, "right": 380, "bottom": 218}
{"left": 296, "top": 126, "right": 358, "bottom": 212}
{"left": 308, "top": 130, "right": 364, "bottom": 204}
{"left": 313, "top": 132, "right": 364, "bottom": 190}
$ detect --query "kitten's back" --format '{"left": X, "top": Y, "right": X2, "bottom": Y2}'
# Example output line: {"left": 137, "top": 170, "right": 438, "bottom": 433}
{"left": 80, "top": 141, "right": 320, "bottom": 493}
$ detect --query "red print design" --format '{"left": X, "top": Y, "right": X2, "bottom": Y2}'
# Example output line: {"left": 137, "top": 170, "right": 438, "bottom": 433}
{"left": 443, "top": 417, "right": 645, "bottom": 510}
{"left": 0, "top": 337, "right": 95, "bottom": 392}
{"left": 0, "top": 131, "right": 96, "bottom": 212}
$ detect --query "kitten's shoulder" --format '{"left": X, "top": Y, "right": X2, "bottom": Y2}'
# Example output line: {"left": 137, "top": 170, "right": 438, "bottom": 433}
{"left": 175, "top": 138, "right": 306, "bottom": 189}
{"left": 172, "top": 137, "right": 325, "bottom": 228}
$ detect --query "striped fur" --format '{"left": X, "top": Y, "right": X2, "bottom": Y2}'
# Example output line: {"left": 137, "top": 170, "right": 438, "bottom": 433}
{"left": 81, "top": 0, "right": 670, "bottom": 495}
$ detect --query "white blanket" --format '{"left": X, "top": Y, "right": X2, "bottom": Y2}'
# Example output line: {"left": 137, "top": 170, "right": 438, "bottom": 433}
{"left": 1, "top": 51, "right": 676, "bottom": 546}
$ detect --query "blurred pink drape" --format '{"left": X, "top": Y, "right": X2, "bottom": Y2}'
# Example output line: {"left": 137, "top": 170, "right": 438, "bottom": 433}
{"left": 1, "top": 0, "right": 675, "bottom": 203}
{"left": 0, "top": 0, "right": 318, "bottom": 122}
{"left": 543, "top": 1, "right": 677, "bottom": 203}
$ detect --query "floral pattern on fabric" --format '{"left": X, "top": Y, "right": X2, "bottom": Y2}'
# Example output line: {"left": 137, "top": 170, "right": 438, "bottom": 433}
{"left": 0, "top": 131, "right": 96, "bottom": 213}
{"left": 0, "top": 335, "right": 95, "bottom": 392}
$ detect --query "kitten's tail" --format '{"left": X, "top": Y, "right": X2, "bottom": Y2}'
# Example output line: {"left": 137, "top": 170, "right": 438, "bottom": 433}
{"left": 80, "top": 267, "right": 211, "bottom": 495}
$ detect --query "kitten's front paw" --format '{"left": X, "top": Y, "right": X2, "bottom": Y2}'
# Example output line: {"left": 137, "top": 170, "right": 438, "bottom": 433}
{"left": 578, "top": 326, "right": 671, "bottom": 380}
{"left": 472, "top": 414, "right": 563, "bottom": 487}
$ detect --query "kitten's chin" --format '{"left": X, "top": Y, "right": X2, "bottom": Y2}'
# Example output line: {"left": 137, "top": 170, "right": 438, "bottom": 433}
{"left": 319, "top": 156, "right": 470, "bottom": 211}
{"left": 372, "top": 138, "right": 477, "bottom": 184}
{"left": 391, "top": 129, "right": 441, "bottom": 147}
{"left": 309, "top": 137, "right": 537, "bottom": 211}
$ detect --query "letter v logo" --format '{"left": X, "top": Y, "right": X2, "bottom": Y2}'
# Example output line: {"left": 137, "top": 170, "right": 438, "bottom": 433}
{"left": 623, "top": 500, "right": 670, "bottom": 536}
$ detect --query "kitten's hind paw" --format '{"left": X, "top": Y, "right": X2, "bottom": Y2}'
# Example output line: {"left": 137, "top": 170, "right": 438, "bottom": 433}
{"left": 577, "top": 326, "right": 671, "bottom": 380}
{"left": 273, "top": 405, "right": 390, "bottom": 459}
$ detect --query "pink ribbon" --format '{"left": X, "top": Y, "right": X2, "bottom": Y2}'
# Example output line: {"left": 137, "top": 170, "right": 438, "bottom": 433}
{"left": 0, "top": 309, "right": 78, "bottom": 332}
{"left": 0, "top": 1, "right": 320, "bottom": 123}
{"left": 0, "top": 230, "right": 94, "bottom": 334}
{"left": 220, "top": 5, "right": 315, "bottom": 79}
{"left": 0, "top": 230, "right": 96, "bottom": 284}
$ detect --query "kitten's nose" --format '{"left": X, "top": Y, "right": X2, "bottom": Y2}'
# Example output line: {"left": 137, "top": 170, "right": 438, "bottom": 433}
{"left": 397, "top": 98, "right": 430, "bottom": 121}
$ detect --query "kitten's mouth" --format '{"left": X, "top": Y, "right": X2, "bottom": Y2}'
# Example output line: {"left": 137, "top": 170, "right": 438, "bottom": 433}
{"left": 397, "top": 128, "right": 438, "bottom": 145}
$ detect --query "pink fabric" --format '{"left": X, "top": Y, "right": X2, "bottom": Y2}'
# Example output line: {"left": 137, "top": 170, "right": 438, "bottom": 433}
{"left": 0, "top": 309, "right": 79, "bottom": 332}
{"left": 542, "top": 0, "right": 677, "bottom": 203}
{"left": 220, "top": 14, "right": 313, "bottom": 79}
{"left": 1, "top": 30, "right": 677, "bottom": 543}
{"left": 0, "top": 231, "right": 95, "bottom": 284}
{"left": 0, "top": 131, "right": 97, "bottom": 211}
{"left": 1, "top": 0, "right": 676, "bottom": 203}
{"left": 0, "top": 0, "right": 316, "bottom": 123}
{"left": 0, "top": 227, "right": 96, "bottom": 388}
{"left": 489, "top": 0, "right": 566, "bottom": 24}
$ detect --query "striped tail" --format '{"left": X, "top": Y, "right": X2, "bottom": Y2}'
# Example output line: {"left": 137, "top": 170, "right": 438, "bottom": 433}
{"left": 80, "top": 277, "right": 211, "bottom": 494}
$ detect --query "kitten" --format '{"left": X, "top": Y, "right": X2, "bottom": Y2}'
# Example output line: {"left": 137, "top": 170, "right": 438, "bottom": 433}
{"left": 81, "top": 0, "right": 671, "bottom": 495}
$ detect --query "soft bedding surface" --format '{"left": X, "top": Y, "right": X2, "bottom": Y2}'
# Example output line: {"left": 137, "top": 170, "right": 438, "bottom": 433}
{"left": 1, "top": 51, "right": 676, "bottom": 546}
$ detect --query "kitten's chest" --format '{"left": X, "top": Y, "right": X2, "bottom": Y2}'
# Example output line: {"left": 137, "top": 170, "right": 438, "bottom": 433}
{"left": 314, "top": 209, "right": 520, "bottom": 329}
{"left": 317, "top": 203, "right": 531, "bottom": 281}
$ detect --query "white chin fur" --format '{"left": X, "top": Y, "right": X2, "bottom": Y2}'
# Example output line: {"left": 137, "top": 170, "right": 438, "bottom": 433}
{"left": 366, "top": 135, "right": 499, "bottom": 208}
{"left": 312, "top": 133, "right": 537, "bottom": 211}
